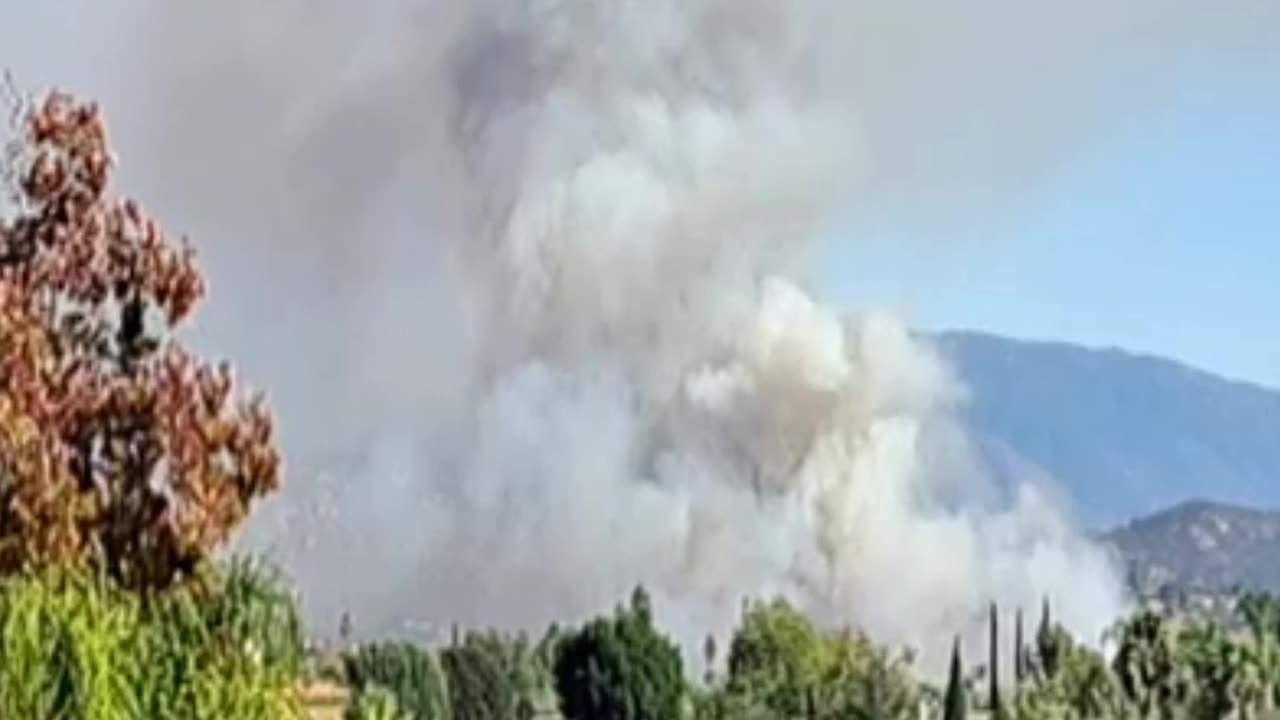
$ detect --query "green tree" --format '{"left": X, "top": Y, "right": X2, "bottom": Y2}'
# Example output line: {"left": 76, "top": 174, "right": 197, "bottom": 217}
{"left": 1015, "top": 626, "right": 1119, "bottom": 720}
{"left": 990, "top": 603, "right": 1008, "bottom": 720}
{"left": 442, "top": 633, "right": 513, "bottom": 720}
{"left": 1014, "top": 607, "right": 1026, "bottom": 693}
{"left": 553, "top": 586, "right": 684, "bottom": 720}
{"left": 725, "top": 598, "right": 830, "bottom": 718}
{"left": 343, "top": 641, "right": 451, "bottom": 720}
{"left": 1179, "top": 620, "right": 1261, "bottom": 720}
{"left": 823, "top": 631, "right": 918, "bottom": 720}
{"left": 943, "top": 637, "right": 967, "bottom": 720}
{"left": 1035, "top": 598, "right": 1064, "bottom": 683}
{"left": 1111, "top": 610, "right": 1185, "bottom": 720}
{"left": 1055, "top": 642, "right": 1120, "bottom": 719}
{"left": 1239, "top": 592, "right": 1280, "bottom": 711}
{"left": 713, "top": 601, "right": 918, "bottom": 720}
{"left": 442, "top": 629, "right": 553, "bottom": 720}
{"left": 703, "top": 634, "right": 718, "bottom": 687}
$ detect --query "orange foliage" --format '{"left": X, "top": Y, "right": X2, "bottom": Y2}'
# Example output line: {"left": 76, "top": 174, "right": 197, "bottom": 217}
{"left": 0, "top": 91, "right": 281, "bottom": 589}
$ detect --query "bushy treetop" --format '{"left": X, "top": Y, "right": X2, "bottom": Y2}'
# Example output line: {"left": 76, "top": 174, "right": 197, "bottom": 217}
{"left": 0, "top": 90, "right": 281, "bottom": 589}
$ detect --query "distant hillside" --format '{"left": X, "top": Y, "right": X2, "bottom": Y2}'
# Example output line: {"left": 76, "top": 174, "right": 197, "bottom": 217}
{"left": 1104, "top": 499, "right": 1280, "bottom": 594}
{"left": 934, "top": 331, "right": 1280, "bottom": 529}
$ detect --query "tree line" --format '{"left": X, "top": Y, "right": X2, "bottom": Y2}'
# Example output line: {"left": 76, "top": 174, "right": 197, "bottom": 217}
{"left": 330, "top": 585, "right": 1280, "bottom": 720}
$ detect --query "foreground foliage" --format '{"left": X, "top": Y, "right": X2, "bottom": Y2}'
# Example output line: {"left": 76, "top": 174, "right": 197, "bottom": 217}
{"left": 20, "top": 561, "right": 1280, "bottom": 720}
{"left": 0, "top": 559, "right": 303, "bottom": 719}
{"left": 346, "top": 686, "right": 409, "bottom": 720}
{"left": 0, "top": 89, "right": 281, "bottom": 590}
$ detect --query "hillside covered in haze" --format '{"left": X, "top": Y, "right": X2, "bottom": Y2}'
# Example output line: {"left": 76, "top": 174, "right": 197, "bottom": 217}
{"left": 1104, "top": 499, "right": 1280, "bottom": 594}
{"left": 936, "top": 331, "right": 1280, "bottom": 529}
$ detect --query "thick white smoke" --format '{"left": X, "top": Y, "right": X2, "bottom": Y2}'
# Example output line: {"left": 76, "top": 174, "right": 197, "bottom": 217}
{"left": 220, "top": 0, "right": 1128, "bottom": 669}
{"left": 5, "top": 0, "right": 1156, "bottom": 673}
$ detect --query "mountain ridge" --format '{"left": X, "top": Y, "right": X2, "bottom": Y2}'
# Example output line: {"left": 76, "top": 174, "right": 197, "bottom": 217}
{"left": 931, "top": 330, "right": 1280, "bottom": 529}
{"left": 938, "top": 328, "right": 1279, "bottom": 396}
{"left": 1102, "top": 497, "right": 1280, "bottom": 594}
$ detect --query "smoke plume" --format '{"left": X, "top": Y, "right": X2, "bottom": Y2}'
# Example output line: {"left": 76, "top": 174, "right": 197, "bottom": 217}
{"left": 19, "top": 0, "right": 1252, "bottom": 672}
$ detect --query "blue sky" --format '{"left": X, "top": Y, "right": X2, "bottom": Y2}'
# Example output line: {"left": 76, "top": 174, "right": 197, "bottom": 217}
{"left": 825, "top": 61, "right": 1280, "bottom": 389}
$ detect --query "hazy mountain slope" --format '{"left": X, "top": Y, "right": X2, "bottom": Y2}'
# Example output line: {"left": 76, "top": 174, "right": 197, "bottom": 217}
{"left": 934, "top": 331, "right": 1280, "bottom": 528}
{"left": 1104, "top": 499, "right": 1280, "bottom": 594}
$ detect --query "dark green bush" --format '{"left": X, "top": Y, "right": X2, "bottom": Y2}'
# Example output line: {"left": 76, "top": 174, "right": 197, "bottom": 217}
{"left": 553, "top": 586, "right": 685, "bottom": 720}
{"left": 441, "top": 635, "right": 513, "bottom": 720}
{"left": 441, "top": 629, "right": 556, "bottom": 720}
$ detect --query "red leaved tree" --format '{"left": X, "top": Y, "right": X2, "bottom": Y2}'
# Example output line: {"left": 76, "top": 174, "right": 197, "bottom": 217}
{"left": 0, "top": 90, "right": 281, "bottom": 589}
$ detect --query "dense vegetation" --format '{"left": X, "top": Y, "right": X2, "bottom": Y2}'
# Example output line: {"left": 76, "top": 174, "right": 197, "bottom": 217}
{"left": 13, "top": 557, "right": 1280, "bottom": 720}
{"left": 329, "top": 588, "right": 1280, "bottom": 720}
{"left": 4, "top": 92, "right": 1279, "bottom": 720}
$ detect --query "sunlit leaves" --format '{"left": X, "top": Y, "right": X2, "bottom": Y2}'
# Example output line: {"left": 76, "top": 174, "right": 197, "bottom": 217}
{"left": 0, "top": 90, "right": 281, "bottom": 589}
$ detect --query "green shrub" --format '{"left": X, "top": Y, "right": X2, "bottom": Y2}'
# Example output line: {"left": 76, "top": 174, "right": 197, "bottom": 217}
{"left": 133, "top": 558, "right": 303, "bottom": 719}
{"left": 176, "top": 649, "right": 300, "bottom": 720}
{"left": 0, "top": 558, "right": 303, "bottom": 719}
{"left": 132, "top": 585, "right": 210, "bottom": 716}
{"left": 443, "top": 629, "right": 556, "bottom": 720}
{"left": 553, "top": 586, "right": 685, "bottom": 720}
{"left": 725, "top": 598, "right": 829, "bottom": 717}
{"left": 0, "top": 570, "right": 141, "bottom": 720}
{"left": 347, "top": 685, "right": 410, "bottom": 720}
{"left": 441, "top": 637, "right": 512, "bottom": 720}
{"left": 200, "top": 556, "right": 305, "bottom": 675}
{"left": 344, "top": 641, "right": 452, "bottom": 720}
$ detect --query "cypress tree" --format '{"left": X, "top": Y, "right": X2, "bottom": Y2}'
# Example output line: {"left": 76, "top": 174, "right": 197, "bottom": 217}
{"left": 702, "top": 634, "right": 717, "bottom": 687}
{"left": 944, "top": 636, "right": 967, "bottom": 720}
{"left": 1036, "top": 597, "right": 1060, "bottom": 680}
{"left": 990, "top": 603, "right": 1006, "bottom": 720}
{"left": 1014, "top": 608, "right": 1025, "bottom": 689}
{"left": 1014, "top": 606, "right": 1026, "bottom": 720}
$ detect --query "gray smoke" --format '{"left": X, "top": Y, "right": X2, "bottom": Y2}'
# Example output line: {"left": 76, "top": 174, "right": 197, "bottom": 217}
{"left": 16, "top": 0, "right": 1275, "bottom": 672}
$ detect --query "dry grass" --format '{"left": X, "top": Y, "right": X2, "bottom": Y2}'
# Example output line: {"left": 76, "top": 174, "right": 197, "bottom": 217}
{"left": 300, "top": 680, "right": 350, "bottom": 720}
